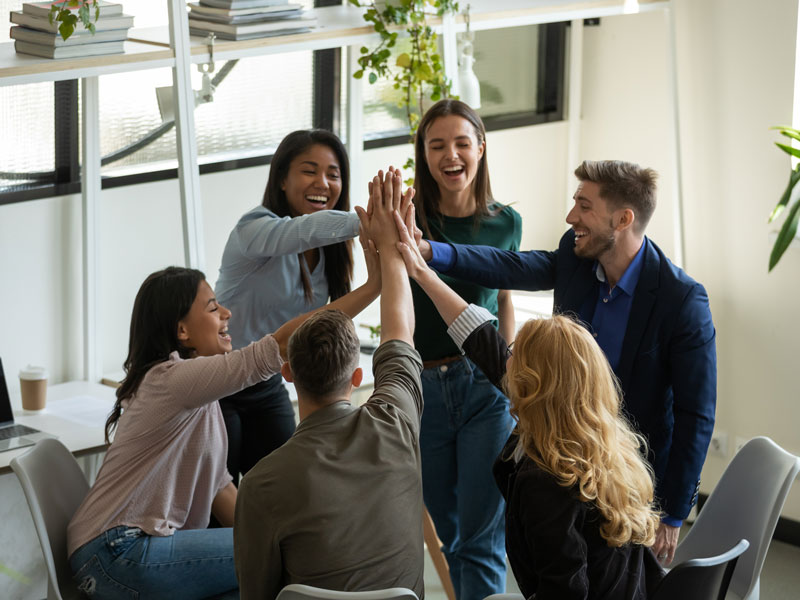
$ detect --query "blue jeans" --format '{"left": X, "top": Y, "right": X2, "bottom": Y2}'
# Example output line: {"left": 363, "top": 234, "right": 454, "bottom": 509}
{"left": 420, "top": 357, "right": 513, "bottom": 600}
{"left": 69, "top": 526, "right": 238, "bottom": 599}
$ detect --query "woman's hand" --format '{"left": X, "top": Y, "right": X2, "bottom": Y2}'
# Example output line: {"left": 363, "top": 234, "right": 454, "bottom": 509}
{"left": 394, "top": 204, "right": 433, "bottom": 282}
{"left": 357, "top": 168, "right": 405, "bottom": 251}
{"left": 360, "top": 223, "right": 381, "bottom": 293}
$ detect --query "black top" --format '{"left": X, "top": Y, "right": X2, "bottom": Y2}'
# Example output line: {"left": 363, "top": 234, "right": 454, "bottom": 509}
{"left": 461, "top": 321, "right": 664, "bottom": 600}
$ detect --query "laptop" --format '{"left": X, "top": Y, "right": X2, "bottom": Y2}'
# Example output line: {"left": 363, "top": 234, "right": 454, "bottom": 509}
{"left": 0, "top": 357, "right": 54, "bottom": 452}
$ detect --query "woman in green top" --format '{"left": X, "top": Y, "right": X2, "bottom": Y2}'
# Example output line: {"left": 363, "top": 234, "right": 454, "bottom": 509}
{"left": 412, "top": 99, "right": 521, "bottom": 600}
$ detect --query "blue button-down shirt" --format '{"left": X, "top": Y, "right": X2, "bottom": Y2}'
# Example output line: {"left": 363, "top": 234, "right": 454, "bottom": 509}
{"left": 580, "top": 241, "right": 646, "bottom": 372}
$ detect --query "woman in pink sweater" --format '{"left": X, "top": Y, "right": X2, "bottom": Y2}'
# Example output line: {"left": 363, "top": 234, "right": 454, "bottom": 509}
{"left": 67, "top": 260, "right": 380, "bottom": 599}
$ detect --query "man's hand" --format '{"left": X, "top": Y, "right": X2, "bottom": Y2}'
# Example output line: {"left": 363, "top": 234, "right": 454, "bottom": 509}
{"left": 652, "top": 522, "right": 680, "bottom": 566}
{"left": 359, "top": 223, "right": 380, "bottom": 292}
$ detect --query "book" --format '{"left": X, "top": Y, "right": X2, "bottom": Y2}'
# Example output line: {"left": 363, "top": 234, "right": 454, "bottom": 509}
{"left": 10, "top": 26, "right": 129, "bottom": 47}
{"left": 199, "top": 0, "right": 291, "bottom": 9}
{"left": 188, "top": 2, "right": 302, "bottom": 18}
{"left": 10, "top": 11, "right": 134, "bottom": 33}
{"left": 22, "top": 1, "right": 123, "bottom": 19}
{"left": 188, "top": 10, "right": 302, "bottom": 25}
{"left": 189, "top": 26, "right": 311, "bottom": 41}
{"left": 188, "top": 14, "right": 316, "bottom": 37}
{"left": 14, "top": 39, "right": 125, "bottom": 58}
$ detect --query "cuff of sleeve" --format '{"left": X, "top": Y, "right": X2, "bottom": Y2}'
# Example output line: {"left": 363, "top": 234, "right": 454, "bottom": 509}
{"left": 447, "top": 304, "right": 497, "bottom": 349}
{"left": 661, "top": 515, "right": 683, "bottom": 528}
{"left": 348, "top": 211, "right": 361, "bottom": 236}
{"left": 428, "top": 240, "right": 456, "bottom": 272}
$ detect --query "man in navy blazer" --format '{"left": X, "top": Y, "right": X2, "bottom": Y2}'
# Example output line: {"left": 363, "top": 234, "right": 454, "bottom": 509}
{"left": 418, "top": 160, "right": 716, "bottom": 566}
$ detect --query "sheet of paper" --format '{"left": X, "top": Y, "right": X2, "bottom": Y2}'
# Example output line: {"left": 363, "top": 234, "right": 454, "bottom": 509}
{"left": 46, "top": 395, "right": 113, "bottom": 427}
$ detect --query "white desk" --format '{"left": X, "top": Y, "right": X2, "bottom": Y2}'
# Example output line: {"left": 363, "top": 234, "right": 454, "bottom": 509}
{"left": 1, "top": 381, "right": 116, "bottom": 475}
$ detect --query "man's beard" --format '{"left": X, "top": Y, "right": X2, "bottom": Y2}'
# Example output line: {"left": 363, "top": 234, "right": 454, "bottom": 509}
{"left": 574, "top": 225, "right": 616, "bottom": 260}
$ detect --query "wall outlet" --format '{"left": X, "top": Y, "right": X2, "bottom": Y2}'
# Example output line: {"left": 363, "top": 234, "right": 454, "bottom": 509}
{"left": 734, "top": 436, "right": 749, "bottom": 455}
{"left": 708, "top": 430, "right": 728, "bottom": 458}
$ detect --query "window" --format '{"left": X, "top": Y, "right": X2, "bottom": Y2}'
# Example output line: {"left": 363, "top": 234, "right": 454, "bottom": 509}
{"left": 0, "top": 1, "right": 565, "bottom": 204}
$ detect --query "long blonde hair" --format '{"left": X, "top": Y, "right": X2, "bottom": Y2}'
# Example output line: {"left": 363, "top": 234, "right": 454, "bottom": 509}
{"left": 505, "top": 315, "right": 660, "bottom": 547}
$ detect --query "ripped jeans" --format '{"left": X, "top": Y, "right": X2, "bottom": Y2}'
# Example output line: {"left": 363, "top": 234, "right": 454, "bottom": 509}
{"left": 69, "top": 526, "right": 238, "bottom": 599}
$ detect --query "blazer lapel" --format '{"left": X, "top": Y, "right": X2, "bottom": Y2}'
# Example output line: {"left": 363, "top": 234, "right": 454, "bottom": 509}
{"left": 560, "top": 260, "right": 596, "bottom": 317}
{"left": 616, "top": 238, "right": 660, "bottom": 391}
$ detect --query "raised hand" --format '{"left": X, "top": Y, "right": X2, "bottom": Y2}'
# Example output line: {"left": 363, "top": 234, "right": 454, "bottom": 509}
{"left": 394, "top": 204, "right": 431, "bottom": 282}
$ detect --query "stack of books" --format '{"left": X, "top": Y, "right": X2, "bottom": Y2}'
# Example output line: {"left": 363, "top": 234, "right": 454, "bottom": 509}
{"left": 187, "top": 0, "right": 316, "bottom": 41}
{"left": 10, "top": 1, "right": 134, "bottom": 59}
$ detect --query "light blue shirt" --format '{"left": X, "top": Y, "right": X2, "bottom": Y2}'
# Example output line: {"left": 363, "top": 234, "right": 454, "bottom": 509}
{"left": 215, "top": 206, "right": 360, "bottom": 350}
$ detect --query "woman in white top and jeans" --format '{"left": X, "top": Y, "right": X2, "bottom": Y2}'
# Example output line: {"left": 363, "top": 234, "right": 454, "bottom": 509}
{"left": 67, "top": 260, "right": 380, "bottom": 599}
{"left": 215, "top": 130, "right": 361, "bottom": 485}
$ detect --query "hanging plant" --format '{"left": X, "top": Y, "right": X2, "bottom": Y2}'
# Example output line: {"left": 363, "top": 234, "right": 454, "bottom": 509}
{"left": 768, "top": 125, "right": 800, "bottom": 271}
{"left": 349, "top": 0, "right": 459, "bottom": 174}
{"left": 48, "top": 0, "right": 101, "bottom": 41}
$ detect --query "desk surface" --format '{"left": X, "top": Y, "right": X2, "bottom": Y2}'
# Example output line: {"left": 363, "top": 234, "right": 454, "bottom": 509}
{"left": 1, "top": 381, "right": 116, "bottom": 474}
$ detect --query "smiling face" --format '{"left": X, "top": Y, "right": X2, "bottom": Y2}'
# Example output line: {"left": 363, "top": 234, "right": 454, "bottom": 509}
{"left": 565, "top": 180, "right": 619, "bottom": 260}
{"left": 177, "top": 280, "right": 232, "bottom": 357}
{"left": 281, "top": 143, "right": 342, "bottom": 217}
{"left": 423, "top": 114, "right": 485, "bottom": 200}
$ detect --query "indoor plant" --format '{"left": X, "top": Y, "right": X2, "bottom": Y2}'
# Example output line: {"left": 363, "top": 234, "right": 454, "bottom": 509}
{"left": 768, "top": 125, "right": 800, "bottom": 271}
{"left": 349, "top": 0, "right": 459, "bottom": 173}
{"left": 48, "top": 0, "right": 100, "bottom": 41}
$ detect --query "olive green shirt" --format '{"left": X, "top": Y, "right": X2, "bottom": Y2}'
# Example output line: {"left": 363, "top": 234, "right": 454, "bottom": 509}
{"left": 412, "top": 203, "right": 522, "bottom": 360}
{"left": 234, "top": 340, "right": 424, "bottom": 599}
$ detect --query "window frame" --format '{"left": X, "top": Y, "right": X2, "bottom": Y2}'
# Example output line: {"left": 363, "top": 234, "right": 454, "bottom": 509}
{"left": 0, "top": 19, "right": 566, "bottom": 206}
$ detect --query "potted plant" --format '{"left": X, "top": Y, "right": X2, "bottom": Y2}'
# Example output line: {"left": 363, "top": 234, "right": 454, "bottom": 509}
{"left": 48, "top": 0, "right": 101, "bottom": 41}
{"left": 349, "top": 0, "right": 460, "bottom": 174}
{"left": 768, "top": 126, "right": 800, "bottom": 271}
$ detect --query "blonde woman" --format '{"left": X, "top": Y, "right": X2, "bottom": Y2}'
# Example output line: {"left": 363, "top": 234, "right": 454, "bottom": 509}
{"left": 392, "top": 209, "right": 664, "bottom": 599}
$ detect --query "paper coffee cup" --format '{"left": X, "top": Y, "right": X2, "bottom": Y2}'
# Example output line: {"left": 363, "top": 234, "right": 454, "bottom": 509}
{"left": 19, "top": 365, "right": 48, "bottom": 411}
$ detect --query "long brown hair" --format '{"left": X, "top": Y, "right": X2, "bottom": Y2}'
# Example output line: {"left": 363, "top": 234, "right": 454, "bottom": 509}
{"left": 262, "top": 130, "right": 353, "bottom": 302}
{"left": 506, "top": 316, "right": 660, "bottom": 547}
{"left": 413, "top": 99, "right": 494, "bottom": 238}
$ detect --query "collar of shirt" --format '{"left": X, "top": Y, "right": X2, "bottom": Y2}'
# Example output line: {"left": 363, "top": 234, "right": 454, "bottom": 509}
{"left": 593, "top": 238, "right": 647, "bottom": 297}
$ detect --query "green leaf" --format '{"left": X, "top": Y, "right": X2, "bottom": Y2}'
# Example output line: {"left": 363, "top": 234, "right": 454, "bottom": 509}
{"left": 58, "top": 19, "right": 75, "bottom": 41}
{"left": 353, "top": 70, "right": 364, "bottom": 79}
{"left": 775, "top": 142, "right": 800, "bottom": 159}
{"left": 368, "top": 72, "right": 378, "bottom": 84}
{"left": 769, "top": 195, "right": 800, "bottom": 271}
{"left": 769, "top": 165, "right": 800, "bottom": 223}
{"left": 360, "top": 46, "right": 369, "bottom": 54}
{"left": 396, "top": 52, "right": 411, "bottom": 68}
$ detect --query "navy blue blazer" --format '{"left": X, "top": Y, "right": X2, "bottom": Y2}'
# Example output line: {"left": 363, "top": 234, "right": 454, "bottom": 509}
{"left": 436, "top": 230, "right": 717, "bottom": 519}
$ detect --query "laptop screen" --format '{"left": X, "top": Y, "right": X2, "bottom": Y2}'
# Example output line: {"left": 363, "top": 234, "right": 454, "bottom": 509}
{"left": 0, "top": 358, "right": 15, "bottom": 426}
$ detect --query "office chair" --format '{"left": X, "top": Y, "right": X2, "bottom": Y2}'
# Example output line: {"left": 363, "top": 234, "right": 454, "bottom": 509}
{"left": 276, "top": 584, "right": 418, "bottom": 600}
{"left": 653, "top": 539, "right": 749, "bottom": 600}
{"left": 673, "top": 436, "right": 800, "bottom": 600}
{"left": 11, "top": 438, "right": 89, "bottom": 600}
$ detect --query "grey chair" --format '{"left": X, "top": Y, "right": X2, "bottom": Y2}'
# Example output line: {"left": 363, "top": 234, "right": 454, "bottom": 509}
{"left": 673, "top": 436, "right": 800, "bottom": 600}
{"left": 653, "top": 539, "right": 749, "bottom": 600}
{"left": 276, "top": 584, "right": 418, "bottom": 600}
{"left": 10, "top": 438, "right": 89, "bottom": 600}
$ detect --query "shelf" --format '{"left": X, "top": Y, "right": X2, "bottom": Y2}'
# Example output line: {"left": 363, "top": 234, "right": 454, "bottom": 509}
{"left": 0, "top": 37, "right": 174, "bottom": 87}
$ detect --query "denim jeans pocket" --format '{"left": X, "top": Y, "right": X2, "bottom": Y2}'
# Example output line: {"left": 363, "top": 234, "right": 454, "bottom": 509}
{"left": 73, "top": 554, "right": 138, "bottom": 599}
{"left": 106, "top": 527, "right": 144, "bottom": 559}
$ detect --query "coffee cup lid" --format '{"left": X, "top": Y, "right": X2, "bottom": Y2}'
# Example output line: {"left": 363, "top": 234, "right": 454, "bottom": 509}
{"left": 19, "top": 365, "right": 47, "bottom": 380}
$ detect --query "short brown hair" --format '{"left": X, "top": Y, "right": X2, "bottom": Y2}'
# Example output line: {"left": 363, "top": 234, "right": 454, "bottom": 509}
{"left": 574, "top": 160, "right": 658, "bottom": 232}
{"left": 287, "top": 310, "right": 360, "bottom": 398}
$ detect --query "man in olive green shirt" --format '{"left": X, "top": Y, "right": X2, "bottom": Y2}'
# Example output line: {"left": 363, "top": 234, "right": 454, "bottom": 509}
{"left": 234, "top": 169, "right": 424, "bottom": 599}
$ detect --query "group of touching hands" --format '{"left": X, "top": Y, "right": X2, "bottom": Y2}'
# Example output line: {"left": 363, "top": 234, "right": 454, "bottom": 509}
{"left": 354, "top": 167, "right": 433, "bottom": 287}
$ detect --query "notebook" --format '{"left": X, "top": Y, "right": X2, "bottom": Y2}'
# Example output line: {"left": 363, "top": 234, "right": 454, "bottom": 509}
{"left": 0, "top": 358, "right": 54, "bottom": 452}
